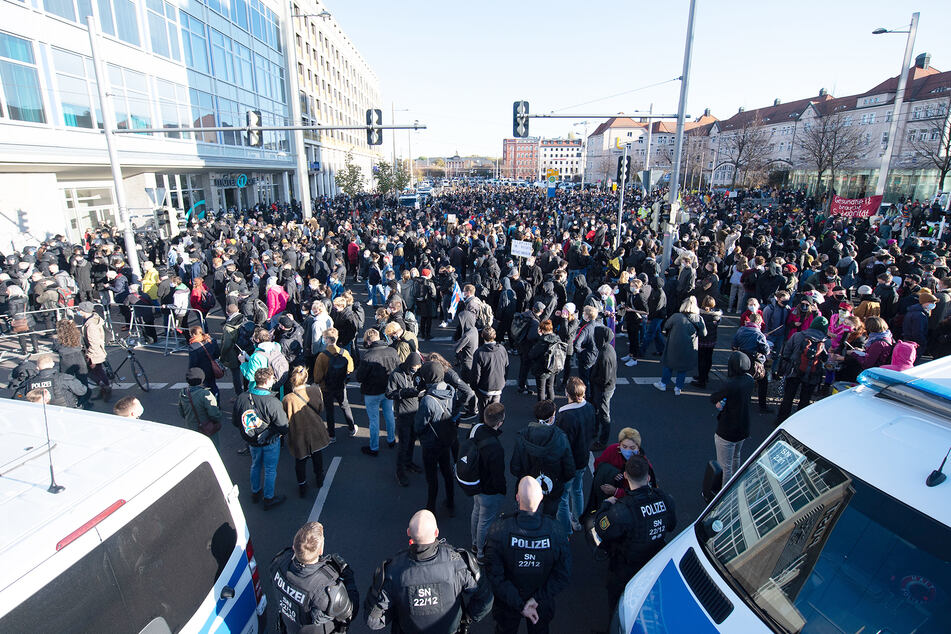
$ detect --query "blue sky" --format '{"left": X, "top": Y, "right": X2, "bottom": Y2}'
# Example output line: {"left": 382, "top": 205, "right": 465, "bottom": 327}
{"left": 327, "top": 0, "right": 951, "bottom": 159}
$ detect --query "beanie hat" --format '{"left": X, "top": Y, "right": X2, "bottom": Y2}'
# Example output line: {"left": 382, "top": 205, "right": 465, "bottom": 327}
{"left": 857, "top": 285, "right": 873, "bottom": 296}
{"left": 405, "top": 352, "right": 423, "bottom": 367}
{"left": 811, "top": 316, "right": 829, "bottom": 335}
{"left": 418, "top": 361, "right": 444, "bottom": 386}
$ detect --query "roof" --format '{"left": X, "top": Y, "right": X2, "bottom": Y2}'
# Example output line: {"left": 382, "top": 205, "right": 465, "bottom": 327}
{"left": 589, "top": 114, "right": 719, "bottom": 138}
{"left": 784, "top": 356, "right": 951, "bottom": 529}
{"left": 864, "top": 64, "right": 942, "bottom": 96}
{"left": 716, "top": 94, "right": 834, "bottom": 132}
{"left": 588, "top": 117, "right": 642, "bottom": 138}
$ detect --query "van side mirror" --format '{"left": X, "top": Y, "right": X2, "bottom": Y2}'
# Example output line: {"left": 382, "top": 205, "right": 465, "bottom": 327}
{"left": 219, "top": 585, "right": 235, "bottom": 600}
{"left": 702, "top": 460, "right": 723, "bottom": 503}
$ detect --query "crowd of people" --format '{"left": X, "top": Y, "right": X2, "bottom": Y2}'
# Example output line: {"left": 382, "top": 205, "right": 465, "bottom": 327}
{"left": 2, "top": 183, "right": 949, "bottom": 632}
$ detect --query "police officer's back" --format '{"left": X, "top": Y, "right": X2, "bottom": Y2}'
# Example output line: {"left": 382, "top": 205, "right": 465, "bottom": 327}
{"left": 270, "top": 521, "right": 358, "bottom": 634}
{"left": 484, "top": 476, "right": 571, "bottom": 634}
{"left": 365, "top": 509, "right": 492, "bottom": 633}
{"left": 25, "top": 354, "right": 87, "bottom": 408}
{"left": 594, "top": 455, "right": 676, "bottom": 610}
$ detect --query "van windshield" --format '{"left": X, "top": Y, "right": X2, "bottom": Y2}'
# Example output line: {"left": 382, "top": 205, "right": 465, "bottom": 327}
{"left": 696, "top": 431, "right": 951, "bottom": 633}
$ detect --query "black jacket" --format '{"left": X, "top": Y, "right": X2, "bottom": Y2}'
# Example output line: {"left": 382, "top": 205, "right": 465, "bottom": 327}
{"left": 528, "top": 332, "right": 562, "bottom": 376}
{"left": 25, "top": 367, "right": 87, "bottom": 408}
{"left": 510, "top": 422, "right": 575, "bottom": 504}
{"left": 709, "top": 352, "right": 754, "bottom": 442}
{"left": 590, "top": 326, "right": 617, "bottom": 389}
{"left": 471, "top": 342, "right": 509, "bottom": 394}
{"left": 453, "top": 310, "right": 479, "bottom": 371}
{"left": 594, "top": 485, "right": 677, "bottom": 576}
{"left": 269, "top": 549, "right": 359, "bottom": 634}
{"left": 387, "top": 361, "right": 420, "bottom": 418}
{"left": 556, "top": 400, "right": 596, "bottom": 471}
{"left": 470, "top": 423, "right": 506, "bottom": 496}
{"left": 232, "top": 387, "right": 289, "bottom": 446}
{"left": 357, "top": 340, "right": 400, "bottom": 396}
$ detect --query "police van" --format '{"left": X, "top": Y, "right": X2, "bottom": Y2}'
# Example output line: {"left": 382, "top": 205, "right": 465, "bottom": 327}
{"left": 0, "top": 399, "right": 267, "bottom": 632}
{"left": 613, "top": 358, "right": 951, "bottom": 633}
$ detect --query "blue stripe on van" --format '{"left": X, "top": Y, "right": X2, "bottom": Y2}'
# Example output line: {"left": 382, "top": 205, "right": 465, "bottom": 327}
{"left": 631, "top": 560, "right": 719, "bottom": 634}
{"left": 198, "top": 550, "right": 257, "bottom": 633}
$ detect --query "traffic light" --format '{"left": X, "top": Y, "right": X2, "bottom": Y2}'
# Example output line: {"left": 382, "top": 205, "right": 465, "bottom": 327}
{"left": 366, "top": 108, "right": 383, "bottom": 146}
{"left": 616, "top": 156, "right": 624, "bottom": 182}
{"left": 513, "top": 101, "right": 529, "bottom": 138}
{"left": 16, "top": 209, "right": 28, "bottom": 234}
{"left": 624, "top": 157, "right": 632, "bottom": 183}
{"left": 246, "top": 109, "right": 263, "bottom": 147}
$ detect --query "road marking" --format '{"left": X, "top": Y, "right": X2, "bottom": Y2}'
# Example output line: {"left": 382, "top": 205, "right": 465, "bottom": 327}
{"left": 308, "top": 456, "right": 341, "bottom": 523}
{"left": 169, "top": 382, "right": 188, "bottom": 389}
{"left": 112, "top": 382, "right": 134, "bottom": 389}
{"left": 589, "top": 452, "right": 595, "bottom": 474}
{"left": 149, "top": 382, "right": 167, "bottom": 390}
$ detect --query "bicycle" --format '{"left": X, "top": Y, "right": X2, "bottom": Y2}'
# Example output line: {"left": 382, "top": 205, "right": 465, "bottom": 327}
{"left": 103, "top": 336, "right": 151, "bottom": 392}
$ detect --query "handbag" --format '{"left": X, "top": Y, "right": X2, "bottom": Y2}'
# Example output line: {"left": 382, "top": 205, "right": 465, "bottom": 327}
{"left": 203, "top": 344, "right": 225, "bottom": 379}
{"left": 12, "top": 317, "right": 28, "bottom": 333}
{"left": 185, "top": 387, "right": 221, "bottom": 437}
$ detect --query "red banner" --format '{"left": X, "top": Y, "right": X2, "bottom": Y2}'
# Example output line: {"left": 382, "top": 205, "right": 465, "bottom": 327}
{"left": 830, "top": 195, "right": 883, "bottom": 218}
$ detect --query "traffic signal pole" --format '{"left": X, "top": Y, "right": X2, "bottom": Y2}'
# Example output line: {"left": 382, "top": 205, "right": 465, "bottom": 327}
{"left": 615, "top": 143, "right": 629, "bottom": 250}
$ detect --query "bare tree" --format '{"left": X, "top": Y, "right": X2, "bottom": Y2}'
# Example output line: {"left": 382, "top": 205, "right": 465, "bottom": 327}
{"left": 907, "top": 99, "right": 951, "bottom": 193}
{"left": 718, "top": 115, "right": 771, "bottom": 187}
{"left": 797, "top": 109, "right": 870, "bottom": 198}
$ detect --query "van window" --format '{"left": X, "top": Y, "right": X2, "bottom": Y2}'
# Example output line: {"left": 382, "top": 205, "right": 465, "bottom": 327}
{"left": 1, "top": 461, "right": 238, "bottom": 632}
{"left": 696, "top": 431, "right": 951, "bottom": 633}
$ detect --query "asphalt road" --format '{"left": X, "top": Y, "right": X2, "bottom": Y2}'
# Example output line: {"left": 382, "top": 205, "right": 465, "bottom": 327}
{"left": 0, "top": 294, "right": 780, "bottom": 633}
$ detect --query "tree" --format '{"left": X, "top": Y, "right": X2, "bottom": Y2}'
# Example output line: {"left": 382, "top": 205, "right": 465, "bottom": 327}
{"left": 718, "top": 115, "right": 771, "bottom": 187}
{"left": 372, "top": 160, "right": 395, "bottom": 194}
{"left": 907, "top": 99, "right": 951, "bottom": 194}
{"left": 797, "top": 109, "right": 869, "bottom": 198}
{"left": 393, "top": 160, "right": 411, "bottom": 191}
{"left": 335, "top": 152, "right": 364, "bottom": 196}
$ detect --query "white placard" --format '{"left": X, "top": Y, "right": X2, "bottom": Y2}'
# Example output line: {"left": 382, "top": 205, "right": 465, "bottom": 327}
{"left": 511, "top": 239, "right": 533, "bottom": 258}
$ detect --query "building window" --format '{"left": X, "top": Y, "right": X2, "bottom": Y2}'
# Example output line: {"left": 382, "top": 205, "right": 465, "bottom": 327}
{"left": 180, "top": 12, "right": 208, "bottom": 73}
{"left": 107, "top": 63, "right": 151, "bottom": 132}
{"left": 100, "top": 0, "right": 141, "bottom": 46}
{"left": 156, "top": 78, "right": 189, "bottom": 139}
{"left": 52, "top": 48, "right": 96, "bottom": 128}
{"left": 147, "top": 0, "right": 180, "bottom": 61}
{"left": 912, "top": 105, "right": 923, "bottom": 119}
{"left": 881, "top": 131, "right": 888, "bottom": 146}
{"left": 232, "top": 0, "right": 249, "bottom": 31}
{"left": 43, "top": 0, "right": 94, "bottom": 23}
{"left": 209, "top": 29, "right": 234, "bottom": 83}
{"left": 188, "top": 87, "right": 216, "bottom": 143}
{"left": 0, "top": 32, "right": 47, "bottom": 123}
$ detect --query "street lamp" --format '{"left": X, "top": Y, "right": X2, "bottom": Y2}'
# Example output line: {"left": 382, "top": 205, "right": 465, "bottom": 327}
{"left": 872, "top": 12, "right": 919, "bottom": 201}
{"left": 573, "top": 121, "right": 590, "bottom": 188}
{"left": 291, "top": 10, "right": 331, "bottom": 19}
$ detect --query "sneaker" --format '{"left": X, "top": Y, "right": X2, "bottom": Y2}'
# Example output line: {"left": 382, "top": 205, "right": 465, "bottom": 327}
{"left": 517, "top": 387, "right": 533, "bottom": 395}
{"left": 439, "top": 321, "right": 448, "bottom": 328}
{"left": 386, "top": 440, "right": 397, "bottom": 450}
{"left": 690, "top": 379, "right": 706, "bottom": 388}
{"left": 652, "top": 381, "right": 667, "bottom": 392}
{"left": 620, "top": 354, "right": 631, "bottom": 362}
{"left": 350, "top": 425, "right": 360, "bottom": 437}
{"left": 625, "top": 359, "right": 638, "bottom": 367}
{"left": 251, "top": 490, "right": 262, "bottom": 504}
{"left": 673, "top": 387, "right": 682, "bottom": 396}
{"left": 263, "top": 494, "right": 287, "bottom": 510}
{"left": 328, "top": 436, "right": 337, "bottom": 444}
{"left": 361, "top": 446, "right": 379, "bottom": 457}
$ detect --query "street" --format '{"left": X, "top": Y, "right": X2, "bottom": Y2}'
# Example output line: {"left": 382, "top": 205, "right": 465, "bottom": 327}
{"left": 0, "top": 295, "right": 778, "bottom": 633}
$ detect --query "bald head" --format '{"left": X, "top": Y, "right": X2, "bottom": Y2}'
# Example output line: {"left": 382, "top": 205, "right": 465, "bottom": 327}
{"left": 407, "top": 509, "right": 439, "bottom": 544}
{"left": 516, "top": 476, "right": 544, "bottom": 512}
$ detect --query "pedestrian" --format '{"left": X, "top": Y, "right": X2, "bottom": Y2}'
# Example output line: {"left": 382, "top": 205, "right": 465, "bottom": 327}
{"left": 54, "top": 319, "right": 90, "bottom": 409}
{"left": 76, "top": 301, "right": 111, "bottom": 402}
{"left": 468, "top": 402, "right": 507, "bottom": 561}
{"left": 313, "top": 327, "right": 357, "bottom": 440}
{"left": 282, "top": 365, "right": 330, "bottom": 497}
{"left": 555, "top": 377, "right": 596, "bottom": 533}
{"left": 653, "top": 296, "right": 706, "bottom": 395}
{"left": 220, "top": 302, "right": 247, "bottom": 394}
{"left": 364, "top": 509, "right": 493, "bottom": 632}
{"left": 414, "top": 268, "right": 438, "bottom": 339}
{"left": 239, "top": 327, "right": 288, "bottom": 391}
{"left": 356, "top": 328, "right": 399, "bottom": 456}
{"left": 414, "top": 361, "right": 458, "bottom": 516}
{"left": 471, "top": 327, "right": 509, "bottom": 416}
{"left": 6, "top": 284, "right": 39, "bottom": 355}
{"left": 709, "top": 351, "right": 754, "bottom": 482}
{"left": 572, "top": 305, "right": 601, "bottom": 385}
{"left": 24, "top": 353, "right": 87, "bottom": 409}
{"left": 554, "top": 303, "right": 579, "bottom": 389}
{"left": 590, "top": 428, "right": 658, "bottom": 511}
{"left": 732, "top": 312, "right": 772, "bottom": 414}
{"left": 188, "top": 325, "right": 221, "bottom": 398}
{"left": 484, "top": 476, "right": 571, "bottom": 634}
{"left": 269, "top": 521, "right": 359, "bottom": 633}
{"left": 589, "top": 325, "right": 617, "bottom": 449}
{"left": 112, "top": 395, "right": 143, "bottom": 418}
{"left": 776, "top": 316, "right": 830, "bottom": 424}
{"left": 232, "top": 367, "right": 289, "bottom": 509}
{"left": 177, "top": 367, "right": 222, "bottom": 446}
{"left": 594, "top": 454, "right": 677, "bottom": 615}
{"left": 528, "top": 319, "right": 562, "bottom": 402}
{"left": 388, "top": 351, "right": 423, "bottom": 487}
{"left": 510, "top": 400, "right": 575, "bottom": 518}
{"left": 693, "top": 295, "right": 722, "bottom": 388}
{"left": 514, "top": 302, "right": 542, "bottom": 395}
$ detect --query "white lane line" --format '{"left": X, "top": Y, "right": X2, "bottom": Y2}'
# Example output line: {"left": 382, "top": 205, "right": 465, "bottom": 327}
{"left": 308, "top": 456, "right": 341, "bottom": 523}
{"left": 169, "top": 382, "right": 188, "bottom": 389}
{"left": 112, "top": 382, "right": 133, "bottom": 390}
{"left": 630, "top": 377, "right": 663, "bottom": 385}
{"left": 149, "top": 382, "right": 168, "bottom": 390}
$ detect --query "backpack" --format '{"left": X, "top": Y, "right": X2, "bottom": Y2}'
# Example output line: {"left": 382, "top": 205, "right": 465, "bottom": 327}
{"left": 510, "top": 312, "right": 531, "bottom": 345}
{"left": 403, "top": 311, "right": 419, "bottom": 335}
{"left": 235, "top": 321, "right": 256, "bottom": 355}
{"left": 544, "top": 341, "right": 568, "bottom": 374}
{"left": 414, "top": 279, "right": 431, "bottom": 304}
{"left": 425, "top": 394, "right": 457, "bottom": 448}
{"left": 55, "top": 287, "right": 74, "bottom": 308}
{"left": 475, "top": 300, "right": 494, "bottom": 330}
{"left": 797, "top": 337, "right": 826, "bottom": 378}
{"left": 264, "top": 346, "right": 289, "bottom": 386}
{"left": 324, "top": 351, "right": 349, "bottom": 391}
{"left": 455, "top": 424, "right": 487, "bottom": 496}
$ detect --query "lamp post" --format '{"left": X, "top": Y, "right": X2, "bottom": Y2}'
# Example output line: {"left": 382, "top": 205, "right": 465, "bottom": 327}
{"left": 872, "top": 12, "right": 920, "bottom": 201}
{"left": 573, "top": 121, "right": 590, "bottom": 187}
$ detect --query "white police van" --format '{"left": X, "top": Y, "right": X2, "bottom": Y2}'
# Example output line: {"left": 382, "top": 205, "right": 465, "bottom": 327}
{"left": 0, "top": 399, "right": 267, "bottom": 632}
{"left": 614, "top": 358, "right": 951, "bottom": 633}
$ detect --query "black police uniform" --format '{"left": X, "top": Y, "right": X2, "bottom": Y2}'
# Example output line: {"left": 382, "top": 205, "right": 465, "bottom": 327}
{"left": 269, "top": 548, "right": 359, "bottom": 634}
{"left": 594, "top": 484, "right": 677, "bottom": 610}
{"left": 364, "top": 540, "right": 493, "bottom": 633}
{"left": 483, "top": 510, "right": 572, "bottom": 634}
{"left": 25, "top": 367, "right": 87, "bottom": 408}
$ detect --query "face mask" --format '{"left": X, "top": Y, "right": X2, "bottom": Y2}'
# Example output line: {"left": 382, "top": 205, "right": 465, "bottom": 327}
{"left": 925, "top": 303, "right": 937, "bottom": 310}
{"left": 620, "top": 448, "right": 636, "bottom": 460}
{"left": 838, "top": 310, "right": 849, "bottom": 318}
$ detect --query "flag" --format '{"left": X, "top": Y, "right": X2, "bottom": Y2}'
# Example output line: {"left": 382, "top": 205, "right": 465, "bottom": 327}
{"left": 448, "top": 281, "right": 464, "bottom": 319}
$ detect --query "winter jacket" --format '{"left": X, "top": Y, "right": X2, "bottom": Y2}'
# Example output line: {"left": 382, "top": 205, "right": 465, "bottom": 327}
{"left": 780, "top": 328, "right": 828, "bottom": 384}
{"left": 471, "top": 341, "right": 509, "bottom": 395}
{"left": 313, "top": 344, "right": 354, "bottom": 392}
{"left": 386, "top": 361, "right": 421, "bottom": 418}
{"left": 881, "top": 340, "right": 917, "bottom": 371}
{"left": 470, "top": 422, "right": 506, "bottom": 496}
{"left": 510, "top": 422, "right": 575, "bottom": 500}
{"left": 903, "top": 303, "right": 930, "bottom": 348}
{"left": 81, "top": 312, "right": 107, "bottom": 364}
{"left": 240, "top": 341, "right": 282, "bottom": 388}
{"left": 762, "top": 300, "right": 790, "bottom": 340}
{"left": 573, "top": 319, "right": 602, "bottom": 370}
{"left": 710, "top": 352, "right": 754, "bottom": 443}
{"left": 453, "top": 309, "right": 479, "bottom": 371}
{"left": 590, "top": 326, "right": 617, "bottom": 389}
{"left": 528, "top": 332, "right": 562, "bottom": 377}
{"left": 556, "top": 400, "right": 596, "bottom": 471}
{"left": 177, "top": 385, "right": 221, "bottom": 431}
{"left": 732, "top": 325, "right": 769, "bottom": 357}
{"left": 414, "top": 383, "right": 457, "bottom": 449}
{"left": 282, "top": 386, "right": 330, "bottom": 459}
{"left": 356, "top": 340, "right": 399, "bottom": 396}
{"left": 188, "top": 338, "right": 221, "bottom": 383}
{"left": 661, "top": 312, "right": 706, "bottom": 373}
{"left": 852, "top": 330, "right": 894, "bottom": 369}
{"left": 220, "top": 312, "right": 246, "bottom": 369}
{"left": 232, "top": 387, "right": 289, "bottom": 446}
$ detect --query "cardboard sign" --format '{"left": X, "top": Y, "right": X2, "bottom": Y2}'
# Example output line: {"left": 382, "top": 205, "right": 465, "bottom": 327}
{"left": 510, "top": 239, "right": 533, "bottom": 258}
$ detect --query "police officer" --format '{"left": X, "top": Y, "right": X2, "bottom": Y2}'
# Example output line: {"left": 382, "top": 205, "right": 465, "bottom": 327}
{"left": 25, "top": 353, "right": 87, "bottom": 408}
{"left": 594, "top": 455, "right": 677, "bottom": 613}
{"left": 365, "top": 509, "right": 493, "bottom": 633}
{"left": 484, "top": 476, "right": 571, "bottom": 634}
{"left": 270, "top": 521, "right": 359, "bottom": 634}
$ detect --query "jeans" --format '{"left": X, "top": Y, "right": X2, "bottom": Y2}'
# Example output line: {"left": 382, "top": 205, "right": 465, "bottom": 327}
{"left": 364, "top": 392, "right": 395, "bottom": 451}
{"left": 556, "top": 467, "right": 587, "bottom": 534}
{"left": 535, "top": 373, "right": 555, "bottom": 402}
{"left": 643, "top": 318, "right": 666, "bottom": 354}
{"left": 230, "top": 365, "right": 244, "bottom": 396}
{"left": 661, "top": 366, "right": 687, "bottom": 390}
{"left": 697, "top": 347, "right": 714, "bottom": 385}
{"left": 396, "top": 414, "right": 416, "bottom": 471}
{"left": 715, "top": 434, "right": 745, "bottom": 483}
{"left": 249, "top": 440, "right": 281, "bottom": 499}
{"left": 423, "top": 445, "right": 454, "bottom": 511}
{"left": 470, "top": 493, "right": 505, "bottom": 558}
{"left": 728, "top": 283, "right": 743, "bottom": 312}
